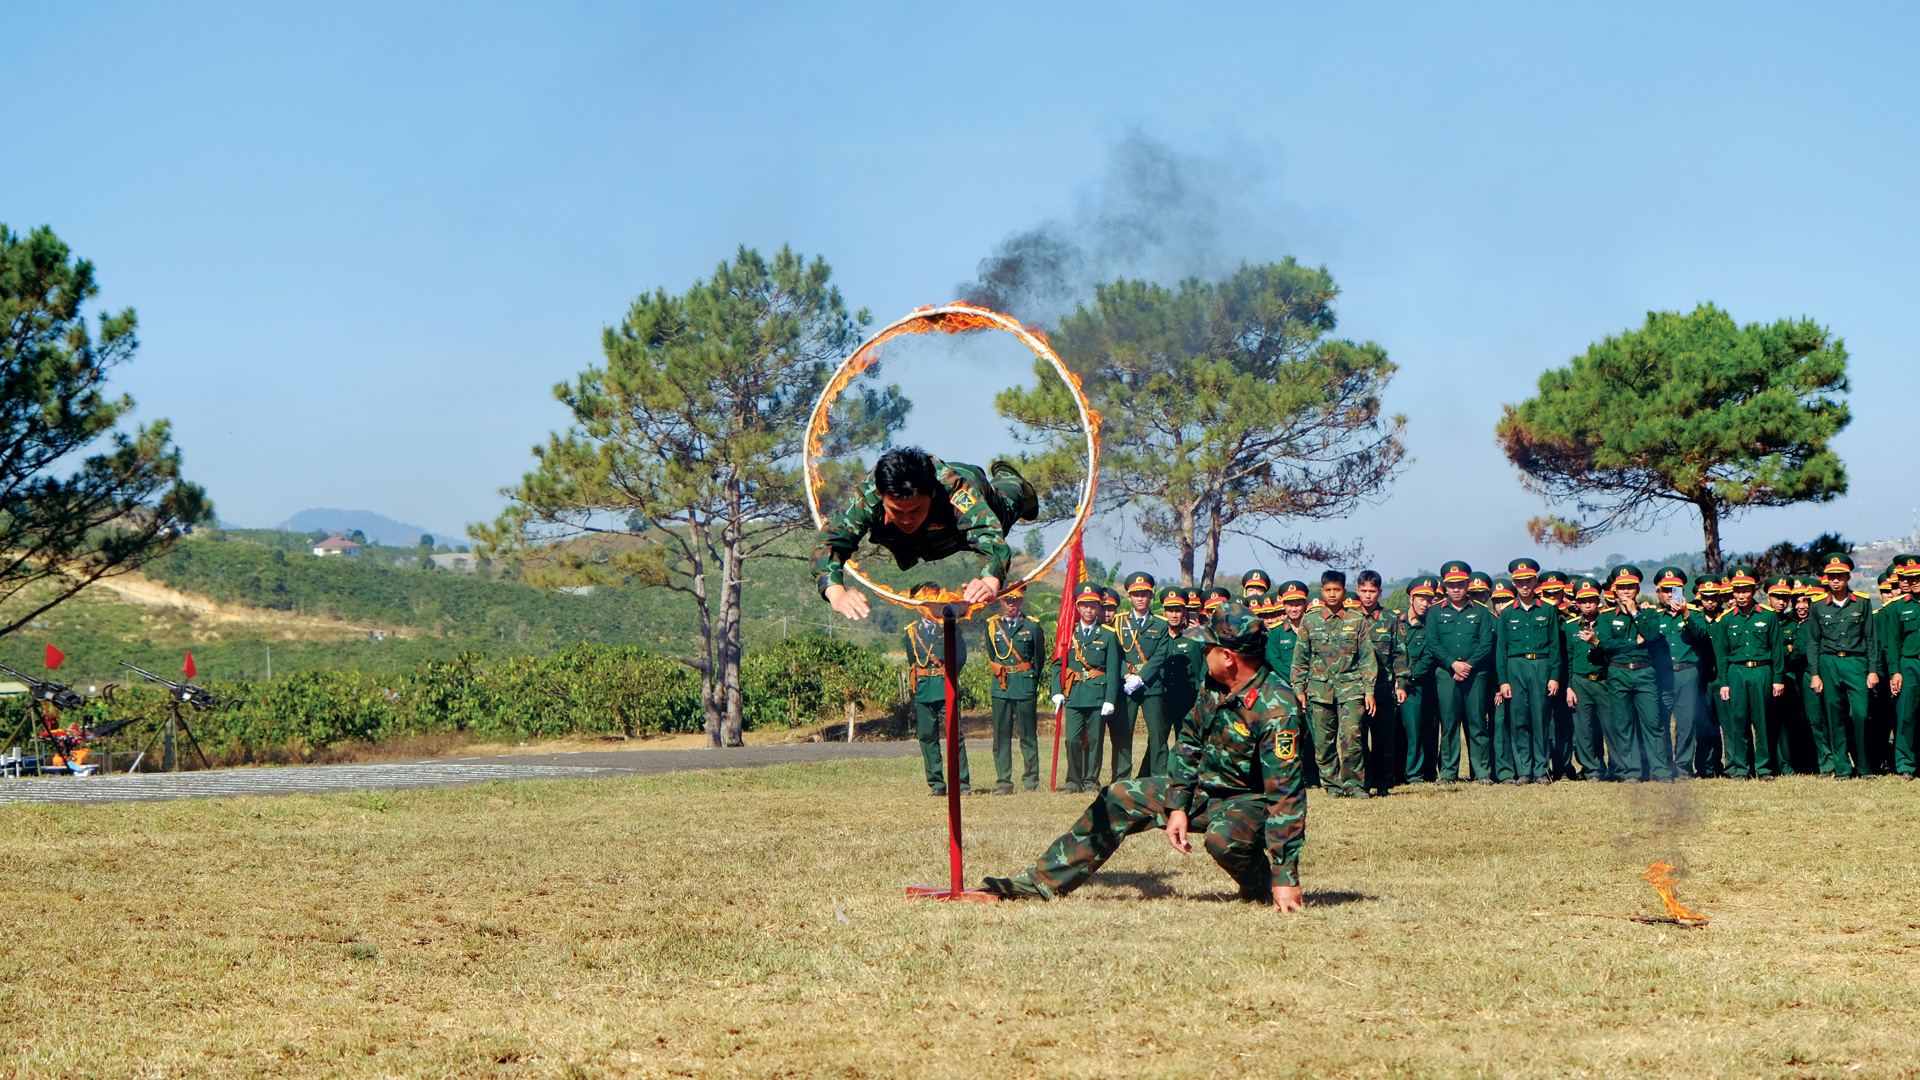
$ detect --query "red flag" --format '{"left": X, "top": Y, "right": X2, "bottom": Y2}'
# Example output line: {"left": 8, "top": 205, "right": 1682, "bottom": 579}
{"left": 1052, "top": 529, "right": 1085, "bottom": 663}
{"left": 45, "top": 644, "right": 65, "bottom": 670}
{"left": 183, "top": 651, "right": 197, "bottom": 679}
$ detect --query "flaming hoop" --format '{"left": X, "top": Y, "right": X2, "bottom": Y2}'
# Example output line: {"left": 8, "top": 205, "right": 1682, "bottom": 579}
{"left": 805, "top": 302, "right": 1102, "bottom": 619}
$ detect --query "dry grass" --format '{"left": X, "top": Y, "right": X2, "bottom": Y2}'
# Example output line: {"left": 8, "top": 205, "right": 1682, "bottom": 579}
{"left": 2, "top": 759, "right": 1917, "bottom": 1079}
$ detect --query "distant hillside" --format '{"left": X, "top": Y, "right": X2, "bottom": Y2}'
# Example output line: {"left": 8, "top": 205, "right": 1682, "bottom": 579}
{"left": 270, "top": 508, "right": 459, "bottom": 547}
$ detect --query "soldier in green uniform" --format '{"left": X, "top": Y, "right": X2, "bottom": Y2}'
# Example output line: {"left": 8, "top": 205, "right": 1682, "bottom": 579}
{"left": 1807, "top": 552, "right": 1877, "bottom": 778}
{"left": 1290, "top": 570, "right": 1379, "bottom": 797}
{"left": 1538, "top": 570, "right": 1575, "bottom": 776}
{"left": 903, "top": 582, "right": 971, "bottom": 795}
{"left": 1586, "top": 565, "right": 1677, "bottom": 782}
{"left": 1241, "top": 569, "right": 1272, "bottom": 599}
{"left": 1354, "top": 569, "right": 1404, "bottom": 793}
{"left": 814, "top": 447, "right": 1036, "bottom": 620}
{"left": 1117, "top": 571, "right": 1176, "bottom": 777}
{"left": 1265, "top": 581, "right": 1308, "bottom": 674}
{"left": 1711, "top": 566, "right": 1787, "bottom": 779}
{"left": 1468, "top": 571, "right": 1494, "bottom": 609}
{"left": 1430, "top": 561, "right": 1495, "bottom": 783}
{"left": 1646, "top": 567, "right": 1713, "bottom": 779}
{"left": 1203, "top": 586, "right": 1233, "bottom": 619}
{"left": 984, "top": 587, "right": 1046, "bottom": 794}
{"left": 1155, "top": 588, "right": 1210, "bottom": 760}
{"left": 1399, "top": 576, "right": 1440, "bottom": 784}
{"left": 1869, "top": 567, "right": 1900, "bottom": 775}
{"left": 1494, "top": 558, "right": 1562, "bottom": 784}
{"left": 1050, "top": 582, "right": 1123, "bottom": 792}
{"left": 1693, "top": 574, "right": 1727, "bottom": 777}
{"left": 1886, "top": 557, "right": 1920, "bottom": 779}
{"left": 1766, "top": 576, "right": 1810, "bottom": 774}
{"left": 1100, "top": 586, "right": 1121, "bottom": 630}
{"left": 1563, "top": 578, "right": 1616, "bottom": 780}
{"left": 980, "top": 603, "right": 1309, "bottom": 912}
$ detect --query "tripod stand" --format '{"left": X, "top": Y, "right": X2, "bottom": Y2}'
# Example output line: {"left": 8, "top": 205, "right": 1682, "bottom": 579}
{"left": 131, "top": 691, "right": 212, "bottom": 772}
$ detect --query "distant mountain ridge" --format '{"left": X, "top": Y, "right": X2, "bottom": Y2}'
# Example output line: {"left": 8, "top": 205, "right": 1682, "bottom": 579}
{"left": 265, "top": 508, "right": 461, "bottom": 547}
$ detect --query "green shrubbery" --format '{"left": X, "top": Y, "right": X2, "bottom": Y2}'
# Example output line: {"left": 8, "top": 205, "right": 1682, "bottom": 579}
{"left": 0, "top": 636, "right": 922, "bottom": 764}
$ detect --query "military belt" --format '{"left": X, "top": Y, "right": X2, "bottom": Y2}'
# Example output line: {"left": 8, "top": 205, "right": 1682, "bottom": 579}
{"left": 1672, "top": 662, "right": 1696, "bottom": 671}
{"left": 1580, "top": 672, "right": 1602, "bottom": 682}
{"left": 988, "top": 660, "right": 1033, "bottom": 690}
{"left": 1610, "top": 661, "right": 1651, "bottom": 670}
{"left": 1827, "top": 650, "right": 1862, "bottom": 658}
{"left": 910, "top": 664, "right": 946, "bottom": 682}
{"left": 1514, "top": 652, "right": 1549, "bottom": 660}
{"left": 1735, "top": 660, "right": 1768, "bottom": 668}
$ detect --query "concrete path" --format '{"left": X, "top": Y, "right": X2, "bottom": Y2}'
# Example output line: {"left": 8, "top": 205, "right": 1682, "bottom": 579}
{"left": 0, "top": 740, "right": 977, "bottom": 805}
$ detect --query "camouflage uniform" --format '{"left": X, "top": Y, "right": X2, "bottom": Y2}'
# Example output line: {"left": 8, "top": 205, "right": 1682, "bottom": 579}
{"left": 1290, "top": 595, "right": 1378, "bottom": 796}
{"left": 987, "top": 604, "right": 1308, "bottom": 900}
{"left": 810, "top": 457, "right": 1025, "bottom": 597}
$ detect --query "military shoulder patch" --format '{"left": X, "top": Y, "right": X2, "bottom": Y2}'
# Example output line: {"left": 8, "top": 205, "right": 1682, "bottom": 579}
{"left": 1276, "top": 729, "right": 1298, "bottom": 761}
{"left": 951, "top": 487, "right": 979, "bottom": 513}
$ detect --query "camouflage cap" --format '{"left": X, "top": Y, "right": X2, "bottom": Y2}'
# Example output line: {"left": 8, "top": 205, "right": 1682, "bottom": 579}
{"left": 1123, "top": 570, "right": 1157, "bottom": 595}
{"left": 1241, "top": 569, "right": 1272, "bottom": 595}
{"left": 1185, "top": 601, "right": 1268, "bottom": 658}
{"left": 1508, "top": 557, "right": 1541, "bottom": 580}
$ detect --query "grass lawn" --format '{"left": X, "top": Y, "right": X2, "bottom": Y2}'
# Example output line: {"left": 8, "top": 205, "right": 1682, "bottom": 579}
{"left": 2, "top": 758, "right": 1917, "bottom": 1078}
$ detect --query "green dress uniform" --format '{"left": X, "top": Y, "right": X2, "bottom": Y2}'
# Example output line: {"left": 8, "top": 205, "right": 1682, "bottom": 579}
{"left": 1428, "top": 562, "right": 1495, "bottom": 782}
{"left": 985, "top": 610, "right": 1046, "bottom": 793}
{"left": 1885, "top": 562, "right": 1920, "bottom": 777}
{"left": 1766, "top": 580, "right": 1810, "bottom": 774}
{"left": 1399, "top": 579, "right": 1440, "bottom": 783}
{"left": 1869, "top": 570, "right": 1901, "bottom": 774}
{"left": 1358, "top": 599, "right": 1405, "bottom": 790}
{"left": 986, "top": 603, "right": 1307, "bottom": 902}
{"left": 1807, "top": 570, "right": 1877, "bottom": 778}
{"left": 1289, "top": 597, "right": 1379, "bottom": 796}
{"left": 1494, "top": 590, "right": 1563, "bottom": 783}
{"left": 1154, "top": 596, "right": 1211, "bottom": 767}
{"left": 1646, "top": 568, "right": 1714, "bottom": 779}
{"left": 1116, "top": 572, "right": 1175, "bottom": 777}
{"left": 1562, "top": 589, "right": 1616, "bottom": 780}
{"left": 1711, "top": 581, "right": 1787, "bottom": 778}
{"left": 1594, "top": 567, "right": 1675, "bottom": 782}
{"left": 904, "top": 615, "right": 970, "bottom": 794}
{"left": 1055, "top": 611, "right": 1123, "bottom": 793}
{"left": 811, "top": 457, "right": 1026, "bottom": 597}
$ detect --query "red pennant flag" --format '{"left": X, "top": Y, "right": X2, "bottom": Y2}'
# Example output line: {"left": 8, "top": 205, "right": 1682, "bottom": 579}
{"left": 183, "top": 651, "right": 197, "bottom": 679}
{"left": 1051, "top": 530, "right": 1085, "bottom": 664}
{"left": 45, "top": 644, "right": 65, "bottom": 670}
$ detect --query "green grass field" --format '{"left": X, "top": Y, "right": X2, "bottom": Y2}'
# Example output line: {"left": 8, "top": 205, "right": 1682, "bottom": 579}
{"left": 2, "top": 759, "right": 1917, "bottom": 1078}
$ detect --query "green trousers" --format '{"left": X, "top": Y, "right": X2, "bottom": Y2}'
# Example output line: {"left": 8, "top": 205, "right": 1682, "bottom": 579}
{"left": 1435, "top": 668, "right": 1492, "bottom": 781}
{"left": 1095, "top": 698, "right": 1135, "bottom": 786}
{"left": 1368, "top": 677, "right": 1398, "bottom": 787}
{"left": 1309, "top": 697, "right": 1367, "bottom": 794}
{"left": 1134, "top": 694, "right": 1176, "bottom": 777}
{"left": 1817, "top": 655, "right": 1870, "bottom": 777}
{"left": 1722, "top": 665, "right": 1777, "bottom": 778}
{"left": 1608, "top": 664, "right": 1673, "bottom": 781}
{"left": 1569, "top": 673, "right": 1614, "bottom": 779}
{"left": 1061, "top": 705, "right": 1101, "bottom": 792}
{"left": 1401, "top": 677, "right": 1435, "bottom": 783}
{"left": 1771, "top": 669, "right": 1809, "bottom": 775}
{"left": 1008, "top": 778, "right": 1272, "bottom": 900}
{"left": 1661, "top": 665, "right": 1705, "bottom": 778}
{"left": 914, "top": 700, "right": 970, "bottom": 792}
{"left": 991, "top": 695, "right": 1039, "bottom": 790}
{"left": 1503, "top": 657, "right": 1553, "bottom": 781}
{"left": 1896, "top": 659, "right": 1920, "bottom": 776}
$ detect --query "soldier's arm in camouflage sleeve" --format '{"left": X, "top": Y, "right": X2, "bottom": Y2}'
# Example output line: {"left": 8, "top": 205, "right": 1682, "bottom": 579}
{"left": 810, "top": 484, "right": 882, "bottom": 597}
{"left": 1257, "top": 695, "right": 1308, "bottom": 887}
{"left": 1393, "top": 620, "right": 1412, "bottom": 692}
{"left": 947, "top": 472, "right": 1015, "bottom": 584}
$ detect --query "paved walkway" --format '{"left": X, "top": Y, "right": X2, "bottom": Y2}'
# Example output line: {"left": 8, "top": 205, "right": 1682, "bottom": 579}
{"left": 0, "top": 740, "right": 969, "bottom": 805}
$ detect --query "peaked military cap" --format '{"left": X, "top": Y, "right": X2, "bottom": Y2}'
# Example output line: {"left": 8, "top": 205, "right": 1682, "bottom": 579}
{"left": 1159, "top": 587, "right": 1187, "bottom": 609}
{"left": 1820, "top": 551, "right": 1855, "bottom": 575}
{"left": 1182, "top": 586, "right": 1205, "bottom": 607}
{"left": 1491, "top": 578, "right": 1515, "bottom": 601}
{"left": 1440, "top": 560, "right": 1472, "bottom": 584}
{"left": 1073, "top": 581, "right": 1105, "bottom": 603}
{"left": 1187, "top": 601, "right": 1268, "bottom": 657}
{"left": 1203, "top": 586, "right": 1233, "bottom": 612}
{"left": 1277, "top": 580, "right": 1310, "bottom": 602}
{"left": 1696, "top": 576, "right": 1728, "bottom": 597}
{"left": 1508, "top": 558, "right": 1541, "bottom": 580}
{"left": 1539, "top": 569, "right": 1568, "bottom": 590}
{"left": 1896, "top": 554, "right": 1920, "bottom": 578}
{"left": 1607, "top": 565, "right": 1643, "bottom": 588}
{"left": 1123, "top": 571, "right": 1157, "bottom": 595}
{"left": 1727, "top": 565, "right": 1759, "bottom": 588}
{"left": 1241, "top": 569, "right": 1272, "bottom": 595}
{"left": 1101, "top": 587, "right": 1120, "bottom": 605}
{"left": 1573, "top": 577, "right": 1602, "bottom": 601}
{"left": 1767, "top": 575, "right": 1794, "bottom": 596}
{"left": 1655, "top": 566, "right": 1687, "bottom": 589}
{"left": 1407, "top": 576, "right": 1436, "bottom": 598}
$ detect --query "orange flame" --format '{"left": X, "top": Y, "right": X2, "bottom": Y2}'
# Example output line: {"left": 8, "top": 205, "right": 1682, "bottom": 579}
{"left": 1641, "top": 862, "right": 1707, "bottom": 925}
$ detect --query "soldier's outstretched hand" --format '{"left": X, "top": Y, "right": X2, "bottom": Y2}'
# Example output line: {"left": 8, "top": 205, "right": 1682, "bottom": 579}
{"left": 824, "top": 583, "right": 870, "bottom": 621}
{"left": 962, "top": 576, "right": 1001, "bottom": 605}
{"left": 1272, "top": 885, "right": 1304, "bottom": 914}
{"left": 1165, "top": 809, "right": 1192, "bottom": 854}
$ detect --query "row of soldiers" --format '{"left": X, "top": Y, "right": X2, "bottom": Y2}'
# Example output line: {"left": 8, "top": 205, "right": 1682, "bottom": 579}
{"left": 899, "top": 551, "right": 1920, "bottom": 797}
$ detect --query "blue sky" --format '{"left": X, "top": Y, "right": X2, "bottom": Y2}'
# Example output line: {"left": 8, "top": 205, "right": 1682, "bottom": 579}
{"left": 6, "top": 2, "right": 1915, "bottom": 578}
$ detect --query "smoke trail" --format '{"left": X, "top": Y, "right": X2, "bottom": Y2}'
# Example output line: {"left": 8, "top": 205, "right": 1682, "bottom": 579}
{"left": 957, "top": 130, "right": 1286, "bottom": 327}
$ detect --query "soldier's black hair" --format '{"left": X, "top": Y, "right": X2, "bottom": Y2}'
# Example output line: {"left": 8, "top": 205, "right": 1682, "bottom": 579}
{"left": 1320, "top": 570, "right": 1347, "bottom": 587}
{"left": 1356, "top": 570, "right": 1383, "bottom": 588}
{"left": 874, "top": 447, "right": 939, "bottom": 500}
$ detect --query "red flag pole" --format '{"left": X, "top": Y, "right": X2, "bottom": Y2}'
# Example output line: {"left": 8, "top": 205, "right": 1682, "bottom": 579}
{"left": 909, "top": 603, "right": 995, "bottom": 903}
{"left": 1048, "top": 531, "right": 1084, "bottom": 792}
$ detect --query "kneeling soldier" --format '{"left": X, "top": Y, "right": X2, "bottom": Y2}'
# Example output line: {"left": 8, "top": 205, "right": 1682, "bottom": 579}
{"left": 981, "top": 603, "right": 1308, "bottom": 911}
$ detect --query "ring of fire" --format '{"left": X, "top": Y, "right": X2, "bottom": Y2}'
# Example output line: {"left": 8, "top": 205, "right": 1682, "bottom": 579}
{"left": 804, "top": 302, "right": 1102, "bottom": 619}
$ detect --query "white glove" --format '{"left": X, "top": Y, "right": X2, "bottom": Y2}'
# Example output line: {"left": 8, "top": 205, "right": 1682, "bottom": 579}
{"left": 1123, "top": 674, "right": 1144, "bottom": 695}
{"left": 1100, "top": 702, "right": 1115, "bottom": 717}
{"left": 1051, "top": 694, "right": 1065, "bottom": 706}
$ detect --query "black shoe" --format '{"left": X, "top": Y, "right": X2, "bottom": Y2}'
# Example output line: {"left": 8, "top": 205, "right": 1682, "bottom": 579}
{"left": 1624, "top": 778, "right": 1642, "bottom": 785}
{"left": 990, "top": 459, "right": 1039, "bottom": 521}
{"left": 979, "top": 877, "right": 1029, "bottom": 900}
{"left": 929, "top": 788, "right": 947, "bottom": 797}
{"left": 1515, "top": 777, "right": 1533, "bottom": 785}
{"left": 1475, "top": 778, "right": 1494, "bottom": 786}
{"left": 992, "top": 784, "right": 1015, "bottom": 795}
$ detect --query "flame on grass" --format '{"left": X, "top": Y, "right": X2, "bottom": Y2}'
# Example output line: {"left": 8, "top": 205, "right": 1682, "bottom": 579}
{"left": 1642, "top": 862, "right": 1708, "bottom": 926}
{"left": 804, "top": 302, "right": 1103, "bottom": 619}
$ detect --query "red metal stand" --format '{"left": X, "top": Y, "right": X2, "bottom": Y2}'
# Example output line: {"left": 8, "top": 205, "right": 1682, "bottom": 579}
{"left": 908, "top": 603, "right": 998, "bottom": 903}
